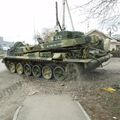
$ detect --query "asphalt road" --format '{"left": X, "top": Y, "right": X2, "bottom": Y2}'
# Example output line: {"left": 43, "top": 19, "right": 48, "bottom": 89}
{"left": 16, "top": 95, "right": 90, "bottom": 120}
{"left": 0, "top": 60, "right": 6, "bottom": 72}
{"left": 0, "top": 61, "right": 91, "bottom": 120}
{"left": 0, "top": 61, "right": 27, "bottom": 120}
{"left": 0, "top": 58, "right": 120, "bottom": 120}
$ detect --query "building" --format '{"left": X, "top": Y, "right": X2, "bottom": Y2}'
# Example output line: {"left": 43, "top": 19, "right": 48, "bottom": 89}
{"left": 112, "top": 34, "right": 120, "bottom": 50}
{"left": 0, "top": 36, "right": 14, "bottom": 50}
{"left": 0, "top": 36, "right": 3, "bottom": 41}
{"left": 112, "top": 34, "right": 120, "bottom": 41}
{"left": 86, "top": 29, "right": 120, "bottom": 51}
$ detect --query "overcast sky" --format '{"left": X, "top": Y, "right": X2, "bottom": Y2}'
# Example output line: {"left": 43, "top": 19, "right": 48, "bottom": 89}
{"left": 0, "top": 0, "right": 99, "bottom": 44}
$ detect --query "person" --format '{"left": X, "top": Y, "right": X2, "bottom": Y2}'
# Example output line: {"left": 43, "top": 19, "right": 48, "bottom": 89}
{"left": 37, "top": 37, "right": 44, "bottom": 44}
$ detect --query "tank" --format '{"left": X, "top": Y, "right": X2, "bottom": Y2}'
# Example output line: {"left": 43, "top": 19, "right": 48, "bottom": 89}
{"left": 2, "top": 1, "right": 111, "bottom": 80}
{"left": 2, "top": 30, "right": 111, "bottom": 80}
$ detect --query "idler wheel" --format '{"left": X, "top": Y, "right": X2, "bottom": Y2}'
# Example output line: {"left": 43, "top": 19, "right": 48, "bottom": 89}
{"left": 53, "top": 66, "right": 65, "bottom": 81}
{"left": 32, "top": 65, "right": 41, "bottom": 78}
{"left": 42, "top": 66, "right": 52, "bottom": 80}
{"left": 8, "top": 62, "right": 16, "bottom": 73}
{"left": 16, "top": 63, "right": 24, "bottom": 75}
{"left": 24, "top": 64, "right": 32, "bottom": 76}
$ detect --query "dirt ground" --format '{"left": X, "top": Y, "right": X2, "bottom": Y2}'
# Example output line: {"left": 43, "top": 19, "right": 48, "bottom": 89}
{"left": 0, "top": 58, "right": 120, "bottom": 120}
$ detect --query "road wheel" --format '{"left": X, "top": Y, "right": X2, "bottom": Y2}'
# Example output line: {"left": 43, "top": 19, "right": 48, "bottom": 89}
{"left": 16, "top": 63, "right": 24, "bottom": 75}
{"left": 65, "top": 63, "right": 82, "bottom": 80}
{"left": 24, "top": 64, "right": 32, "bottom": 76}
{"left": 8, "top": 62, "right": 16, "bottom": 73}
{"left": 42, "top": 66, "right": 52, "bottom": 80}
{"left": 32, "top": 65, "right": 41, "bottom": 78}
{"left": 53, "top": 66, "right": 65, "bottom": 81}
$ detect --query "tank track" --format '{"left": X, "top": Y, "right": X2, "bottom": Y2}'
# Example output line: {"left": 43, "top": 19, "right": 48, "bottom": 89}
{"left": 4, "top": 57, "right": 83, "bottom": 81}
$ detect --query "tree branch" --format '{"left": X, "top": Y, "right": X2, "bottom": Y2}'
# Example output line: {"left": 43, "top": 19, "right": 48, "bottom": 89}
{"left": 75, "top": 0, "right": 120, "bottom": 29}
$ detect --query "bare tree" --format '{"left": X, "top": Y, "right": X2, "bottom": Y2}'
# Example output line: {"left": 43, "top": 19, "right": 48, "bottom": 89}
{"left": 33, "top": 28, "right": 55, "bottom": 44}
{"left": 75, "top": 0, "right": 120, "bottom": 32}
{"left": 41, "top": 28, "right": 55, "bottom": 42}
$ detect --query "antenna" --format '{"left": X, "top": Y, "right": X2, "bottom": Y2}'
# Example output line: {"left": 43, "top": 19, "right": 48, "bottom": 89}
{"left": 33, "top": 17, "right": 37, "bottom": 44}
{"left": 55, "top": 1, "right": 62, "bottom": 31}
{"left": 62, "top": 0, "right": 66, "bottom": 30}
{"left": 55, "top": 0, "right": 74, "bottom": 31}
{"left": 87, "top": 21, "right": 89, "bottom": 32}
{"left": 56, "top": 1, "right": 59, "bottom": 26}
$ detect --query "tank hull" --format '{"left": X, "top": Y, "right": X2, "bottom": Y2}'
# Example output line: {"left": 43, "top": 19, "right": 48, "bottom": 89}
{"left": 3, "top": 31, "right": 111, "bottom": 80}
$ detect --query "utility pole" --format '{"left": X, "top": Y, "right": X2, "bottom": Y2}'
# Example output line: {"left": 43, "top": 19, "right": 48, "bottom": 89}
{"left": 65, "top": 0, "right": 75, "bottom": 31}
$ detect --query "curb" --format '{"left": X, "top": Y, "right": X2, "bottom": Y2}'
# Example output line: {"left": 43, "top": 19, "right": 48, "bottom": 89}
{"left": 13, "top": 106, "right": 22, "bottom": 120}
{"left": 76, "top": 101, "right": 91, "bottom": 120}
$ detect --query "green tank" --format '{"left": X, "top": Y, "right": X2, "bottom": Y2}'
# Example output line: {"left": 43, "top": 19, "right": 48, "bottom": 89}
{"left": 2, "top": 1, "right": 111, "bottom": 80}
{"left": 3, "top": 30, "right": 111, "bottom": 80}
